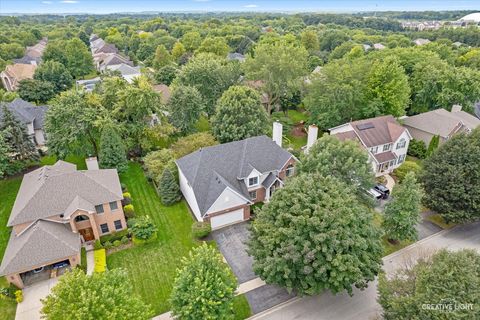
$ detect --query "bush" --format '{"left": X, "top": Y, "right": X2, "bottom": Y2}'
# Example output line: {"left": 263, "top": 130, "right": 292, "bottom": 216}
{"left": 426, "top": 135, "right": 440, "bottom": 157}
{"left": 120, "top": 236, "right": 129, "bottom": 245}
{"left": 143, "top": 149, "right": 176, "bottom": 182}
{"left": 79, "top": 247, "right": 87, "bottom": 272}
{"left": 408, "top": 139, "right": 427, "bottom": 159}
{"left": 103, "top": 241, "right": 113, "bottom": 249}
{"left": 130, "top": 216, "right": 157, "bottom": 241}
{"left": 121, "top": 183, "right": 127, "bottom": 192}
{"left": 15, "top": 290, "right": 23, "bottom": 303}
{"left": 192, "top": 221, "right": 211, "bottom": 239}
{"left": 123, "top": 204, "right": 135, "bottom": 218}
{"left": 93, "top": 249, "right": 106, "bottom": 273}
{"left": 122, "top": 192, "right": 132, "bottom": 206}
{"left": 100, "top": 229, "right": 129, "bottom": 245}
{"left": 0, "top": 286, "right": 16, "bottom": 299}
{"left": 394, "top": 161, "right": 422, "bottom": 183}
{"left": 93, "top": 240, "right": 103, "bottom": 250}
{"left": 113, "top": 240, "right": 121, "bottom": 247}
{"left": 133, "top": 232, "right": 158, "bottom": 245}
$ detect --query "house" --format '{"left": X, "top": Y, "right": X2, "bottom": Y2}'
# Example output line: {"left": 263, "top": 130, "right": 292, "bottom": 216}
{"left": 98, "top": 54, "right": 133, "bottom": 71}
{"left": 414, "top": 38, "right": 431, "bottom": 46}
{"left": 401, "top": 106, "right": 480, "bottom": 146}
{"left": 94, "top": 43, "right": 119, "bottom": 55}
{"left": 0, "top": 159, "right": 126, "bottom": 288}
{"left": 176, "top": 132, "right": 296, "bottom": 230}
{"left": 105, "top": 63, "right": 141, "bottom": 83}
{"left": 0, "top": 98, "right": 48, "bottom": 147}
{"left": 0, "top": 63, "right": 37, "bottom": 91}
{"left": 227, "top": 52, "right": 246, "bottom": 62}
{"left": 76, "top": 77, "right": 102, "bottom": 92}
{"left": 90, "top": 38, "right": 106, "bottom": 53}
{"left": 373, "top": 43, "right": 386, "bottom": 50}
{"left": 329, "top": 115, "right": 411, "bottom": 176}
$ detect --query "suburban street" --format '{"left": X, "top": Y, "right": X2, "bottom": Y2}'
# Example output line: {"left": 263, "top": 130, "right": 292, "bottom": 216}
{"left": 251, "top": 221, "right": 480, "bottom": 320}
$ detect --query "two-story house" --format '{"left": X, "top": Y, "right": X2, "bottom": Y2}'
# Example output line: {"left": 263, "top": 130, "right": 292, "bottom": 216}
{"left": 0, "top": 159, "right": 126, "bottom": 288}
{"left": 329, "top": 115, "right": 411, "bottom": 176}
{"left": 176, "top": 134, "right": 296, "bottom": 230}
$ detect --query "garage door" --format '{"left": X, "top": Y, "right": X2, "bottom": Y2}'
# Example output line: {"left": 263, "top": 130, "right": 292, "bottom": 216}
{"left": 210, "top": 208, "right": 244, "bottom": 229}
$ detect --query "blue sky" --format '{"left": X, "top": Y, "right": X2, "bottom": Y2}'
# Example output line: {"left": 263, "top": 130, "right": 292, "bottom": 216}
{"left": 1, "top": 0, "right": 479, "bottom": 14}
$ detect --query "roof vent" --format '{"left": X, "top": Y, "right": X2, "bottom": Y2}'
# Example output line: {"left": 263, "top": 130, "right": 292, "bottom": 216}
{"left": 356, "top": 123, "right": 374, "bottom": 130}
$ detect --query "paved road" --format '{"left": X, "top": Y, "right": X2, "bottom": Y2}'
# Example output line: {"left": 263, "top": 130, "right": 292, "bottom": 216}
{"left": 251, "top": 221, "right": 480, "bottom": 320}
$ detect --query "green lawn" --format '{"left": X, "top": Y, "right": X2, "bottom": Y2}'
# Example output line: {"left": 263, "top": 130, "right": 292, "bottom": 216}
{"left": 107, "top": 163, "right": 199, "bottom": 315}
{"left": 40, "top": 154, "right": 87, "bottom": 170}
{"left": 233, "top": 294, "right": 252, "bottom": 320}
{"left": 272, "top": 110, "right": 310, "bottom": 151}
{"left": 373, "top": 212, "right": 413, "bottom": 257}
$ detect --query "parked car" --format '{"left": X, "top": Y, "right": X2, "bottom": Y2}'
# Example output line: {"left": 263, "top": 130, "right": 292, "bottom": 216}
{"left": 368, "top": 188, "right": 383, "bottom": 200}
{"left": 374, "top": 184, "right": 390, "bottom": 199}
{"left": 33, "top": 266, "right": 44, "bottom": 273}
{"left": 52, "top": 261, "right": 69, "bottom": 269}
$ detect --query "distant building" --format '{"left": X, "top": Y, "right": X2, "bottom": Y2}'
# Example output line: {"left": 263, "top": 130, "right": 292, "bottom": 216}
{"left": 414, "top": 38, "right": 431, "bottom": 46}
{"left": 0, "top": 64, "right": 37, "bottom": 91}
{"left": 373, "top": 43, "right": 386, "bottom": 50}
{"left": 227, "top": 52, "right": 246, "bottom": 62}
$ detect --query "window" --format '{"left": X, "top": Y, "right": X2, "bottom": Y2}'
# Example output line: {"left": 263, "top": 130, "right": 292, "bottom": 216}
{"left": 396, "top": 139, "right": 406, "bottom": 149}
{"left": 74, "top": 215, "right": 89, "bottom": 222}
{"left": 370, "top": 146, "right": 378, "bottom": 154}
{"left": 397, "top": 154, "right": 406, "bottom": 165}
{"left": 114, "top": 220, "right": 122, "bottom": 230}
{"left": 383, "top": 144, "right": 392, "bottom": 152}
{"left": 109, "top": 201, "right": 118, "bottom": 211}
{"left": 249, "top": 191, "right": 257, "bottom": 200}
{"left": 95, "top": 205, "right": 104, "bottom": 214}
{"left": 248, "top": 176, "right": 259, "bottom": 187}
{"left": 286, "top": 165, "right": 295, "bottom": 177}
{"left": 100, "top": 223, "right": 109, "bottom": 234}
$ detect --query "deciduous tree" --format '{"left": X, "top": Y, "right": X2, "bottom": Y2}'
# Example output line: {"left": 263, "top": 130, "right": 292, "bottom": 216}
{"left": 196, "top": 36, "right": 230, "bottom": 57}
{"left": 153, "top": 44, "right": 172, "bottom": 69}
{"left": 18, "top": 79, "right": 56, "bottom": 104}
{"left": 171, "top": 132, "right": 218, "bottom": 159}
{"left": 167, "top": 85, "right": 203, "bottom": 135}
{"left": 98, "top": 126, "right": 128, "bottom": 173}
{"left": 34, "top": 60, "right": 73, "bottom": 93}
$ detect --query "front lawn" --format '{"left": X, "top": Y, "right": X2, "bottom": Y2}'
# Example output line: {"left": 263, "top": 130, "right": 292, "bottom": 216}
{"left": 233, "top": 294, "right": 252, "bottom": 320}
{"left": 373, "top": 212, "right": 413, "bottom": 257}
{"left": 107, "top": 163, "right": 199, "bottom": 315}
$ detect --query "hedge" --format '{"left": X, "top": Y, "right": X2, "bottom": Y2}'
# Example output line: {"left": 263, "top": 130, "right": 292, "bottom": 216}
{"left": 191, "top": 221, "right": 211, "bottom": 239}
{"left": 79, "top": 247, "right": 87, "bottom": 272}
{"left": 93, "top": 249, "right": 107, "bottom": 273}
{"left": 100, "top": 229, "right": 129, "bottom": 245}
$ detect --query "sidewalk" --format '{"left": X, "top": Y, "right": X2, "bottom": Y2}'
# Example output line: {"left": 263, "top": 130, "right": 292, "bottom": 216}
{"left": 86, "top": 250, "right": 94, "bottom": 275}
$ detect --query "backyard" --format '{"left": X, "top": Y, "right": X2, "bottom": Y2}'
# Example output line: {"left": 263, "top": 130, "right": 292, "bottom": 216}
{"left": 272, "top": 110, "right": 309, "bottom": 150}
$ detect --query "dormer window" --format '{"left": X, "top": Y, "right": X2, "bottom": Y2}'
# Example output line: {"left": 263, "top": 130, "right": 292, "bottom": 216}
{"left": 248, "top": 176, "right": 259, "bottom": 187}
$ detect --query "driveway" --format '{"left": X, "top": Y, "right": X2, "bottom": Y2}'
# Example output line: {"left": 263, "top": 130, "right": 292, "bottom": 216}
{"left": 212, "top": 222, "right": 296, "bottom": 314}
{"left": 251, "top": 221, "right": 480, "bottom": 320}
{"left": 16, "top": 278, "right": 58, "bottom": 320}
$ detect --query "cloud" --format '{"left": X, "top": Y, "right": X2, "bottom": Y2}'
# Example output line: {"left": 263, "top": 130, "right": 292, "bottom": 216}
{"left": 60, "top": 0, "right": 78, "bottom": 3}
{"left": 244, "top": 4, "right": 258, "bottom": 8}
{"left": 42, "top": 1, "right": 53, "bottom": 3}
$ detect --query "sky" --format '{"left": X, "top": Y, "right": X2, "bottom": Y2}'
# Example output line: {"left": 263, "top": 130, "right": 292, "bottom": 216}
{"left": 0, "top": 0, "right": 479, "bottom": 14}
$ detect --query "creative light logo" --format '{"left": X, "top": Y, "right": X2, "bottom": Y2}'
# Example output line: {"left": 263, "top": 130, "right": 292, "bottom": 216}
{"left": 422, "top": 298, "right": 474, "bottom": 313}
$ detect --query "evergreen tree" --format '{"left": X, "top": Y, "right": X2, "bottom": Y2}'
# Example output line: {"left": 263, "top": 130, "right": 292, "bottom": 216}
{"left": 158, "top": 168, "right": 181, "bottom": 206}
{"left": 426, "top": 135, "right": 440, "bottom": 157}
{"left": 0, "top": 132, "right": 10, "bottom": 178}
{"left": 0, "top": 105, "right": 38, "bottom": 161}
{"left": 382, "top": 172, "right": 423, "bottom": 243}
{"left": 98, "top": 126, "right": 128, "bottom": 173}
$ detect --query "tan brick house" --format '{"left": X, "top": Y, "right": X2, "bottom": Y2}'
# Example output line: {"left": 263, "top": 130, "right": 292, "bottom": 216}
{"left": 0, "top": 159, "right": 126, "bottom": 288}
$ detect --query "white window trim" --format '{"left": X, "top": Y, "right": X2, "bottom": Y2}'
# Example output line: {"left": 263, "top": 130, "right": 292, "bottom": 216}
{"left": 249, "top": 190, "right": 257, "bottom": 200}
{"left": 248, "top": 176, "right": 259, "bottom": 187}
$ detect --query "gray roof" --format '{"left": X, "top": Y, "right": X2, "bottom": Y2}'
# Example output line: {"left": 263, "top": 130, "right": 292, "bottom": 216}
{"left": 227, "top": 52, "right": 245, "bottom": 62}
{"left": 475, "top": 102, "right": 480, "bottom": 119}
{"left": 402, "top": 108, "right": 480, "bottom": 138}
{"left": 0, "top": 220, "right": 80, "bottom": 275}
{"left": 8, "top": 161, "right": 123, "bottom": 226}
{"left": 176, "top": 136, "right": 293, "bottom": 215}
{"left": 108, "top": 63, "right": 141, "bottom": 75}
{"left": 13, "top": 55, "right": 41, "bottom": 65}
{"left": 0, "top": 98, "right": 48, "bottom": 130}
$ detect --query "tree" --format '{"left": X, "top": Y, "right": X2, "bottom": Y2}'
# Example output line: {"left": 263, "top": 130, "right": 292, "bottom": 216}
{"left": 41, "top": 268, "right": 152, "bottom": 320}
{"left": 154, "top": 64, "right": 178, "bottom": 85}
{"left": 34, "top": 60, "right": 73, "bottom": 93}
{"left": 393, "top": 161, "right": 422, "bottom": 183}
{"left": 153, "top": 44, "right": 172, "bottom": 69}
{"left": 0, "top": 89, "right": 18, "bottom": 103}
{"left": 64, "top": 38, "right": 94, "bottom": 78}
{"left": 45, "top": 90, "right": 107, "bottom": 157}
{"left": 211, "top": 86, "right": 269, "bottom": 143}
{"left": 143, "top": 149, "right": 176, "bottom": 182}
{"left": 421, "top": 128, "right": 480, "bottom": 223}
{"left": 43, "top": 40, "right": 68, "bottom": 66}
{"left": 171, "top": 132, "right": 218, "bottom": 159}
{"left": 300, "top": 29, "right": 319, "bottom": 52}
{"left": 18, "top": 79, "right": 56, "bottom": 104}
{"left": 181, "top": 31, "right": 202, "bottom": 52}
{"left": 248, "top": 174, "right": 382, "bottom": 295}
{"left": 167, "top": 85, "right": 203, "bottom": 135}
{"left": 196, "top": 36, "right": 230, "bottom": 57}
{"left": 0, "top": 105, "right": 38, "bottom": 161}
{"left": 407, "top": 139, "right": 427, "bottom": 159}
{"left": 298, "top": 135, "right": 375, "bottom": 203}
{"left": 426, "top": 135, "right": 439, "bottom": 157}
{"left": 158, "top": 168, "right": 181, "bottom": 205}
{"left": 171, "top": 42, "right": 186, "bottom": 61}
{"left": 98, "top": 126, "right": 128, "bottom": 173}
{"left": 382, "top": 172, "right": 423, "bottom": 243}
{"left": 0, "top": 132, "right": 10, "bottom": 178}
{"left": 170, "top": 244, "right": 237, "bottom": 320}
{"left": 378, "top": 249, "right": 480, "bottom": 320}
{"left": 244, "top": 40, "right": 308, "bottom": 114}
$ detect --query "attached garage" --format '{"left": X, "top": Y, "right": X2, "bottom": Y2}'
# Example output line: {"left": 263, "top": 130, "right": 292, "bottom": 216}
{"left": 210, "top": 208, "right": 245, "bottom": 230}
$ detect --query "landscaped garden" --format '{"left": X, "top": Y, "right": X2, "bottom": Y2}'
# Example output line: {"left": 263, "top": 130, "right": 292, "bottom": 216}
{"left": 272, "top": 110, "right": 309, "bottom": 151}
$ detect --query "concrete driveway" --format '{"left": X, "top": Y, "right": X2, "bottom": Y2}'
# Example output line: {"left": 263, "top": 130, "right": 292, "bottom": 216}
{"left": 212, "top": 222, "right": 296, "bottom": 314}
{"left": 251, "top": 221, "right": 480, "bottom": 320}
{"left": 16, "top": 278, "right": 58, "bottom": 320}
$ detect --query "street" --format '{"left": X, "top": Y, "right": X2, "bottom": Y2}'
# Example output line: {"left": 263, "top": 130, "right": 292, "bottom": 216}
{"left": 251, "top": 221, "right": 480, "bottom": 320}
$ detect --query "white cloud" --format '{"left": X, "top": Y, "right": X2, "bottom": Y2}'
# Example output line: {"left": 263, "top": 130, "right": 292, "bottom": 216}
{"left": 60, "top": 0, "right": 78, "bottom": 3}
{"left": 42, "top": 1, "right": 53, "bottom": 3}
{"left": 244, "top": 4, "right": 258, "bottom": 8}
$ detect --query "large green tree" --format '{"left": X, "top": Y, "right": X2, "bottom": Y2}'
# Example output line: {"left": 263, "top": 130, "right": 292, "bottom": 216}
{"left": 64, "top": 38, "right": 94, "bottom": 78}
{"left": 18, "top": 79, "right": 56, "bottom": 104}
{"left": 421, "top": 128, "right": 480, "bottom": 223}
{"left": 171, "top": 132, "right": 218, "bottom": 159}
{"left": 248, "top": 174, "right": 383, "bottom": 295}
{"left": 196, "top": 36, "right": 230, "bottom": 57}
{"left": 34, "top": 60, "right": 73, "bottom": 93}
{"left": 382, "top": 172, "right": 423, "bottom": 243}
{"left": 181, "top": 31, "right": 202, "bottom": 52}
{"left": 378, "top": 249, "right": 480, "bottom": 320}
{"left": 153, "top": 44, "right": 172, "bottom": 69}
{"left": 98, "top": 126, "right": 128, "bottom": 173}
{"left": 211, "top": 85, "right": 269, "bottom": 143}
{"left": 158, "top": 168, "right": 181, "bottom": 206}
{"left": 244, "top": 39, "right": 308, "bottom": 114}
{"left": 167, "top": 85, "right": 203, "bottom": 135}
{"left": 170, "top": 244, "right": 237, "bottom": 320}
{"left": 41, "top": 268, "right": 152, "bottom": 320}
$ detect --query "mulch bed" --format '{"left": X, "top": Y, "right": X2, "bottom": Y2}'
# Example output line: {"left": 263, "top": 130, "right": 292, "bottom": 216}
{"left": 290, "top": 123, "right": 306, "bottom": 137}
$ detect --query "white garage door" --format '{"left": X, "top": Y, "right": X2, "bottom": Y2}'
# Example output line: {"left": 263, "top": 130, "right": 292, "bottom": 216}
{"left": 210, "top": 208, "right": 244, "bottom": 229}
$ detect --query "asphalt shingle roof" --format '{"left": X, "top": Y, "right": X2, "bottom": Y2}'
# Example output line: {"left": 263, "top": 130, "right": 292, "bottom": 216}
{"left": 0, "top": 98, "right": 48, "bottom": 130}
{"left": 176, "top": 136, "right": 293, "bottom": 215}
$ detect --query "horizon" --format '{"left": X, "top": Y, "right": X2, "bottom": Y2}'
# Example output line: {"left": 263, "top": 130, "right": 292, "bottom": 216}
{"left": 0, "top": 0, "right": 479, "bottom": 15}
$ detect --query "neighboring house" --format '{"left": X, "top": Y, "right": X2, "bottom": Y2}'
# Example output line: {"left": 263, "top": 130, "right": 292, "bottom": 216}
{"left": 13, "top": 55, "right": 42, "bottom": 66}
{"left": 373, "top": 43, "right": 386, "bottom": 50}
{"left": 414, "top": 38, "right": 431, "bottom": 46}
{"left": 176, "top": 134, "right": 296, "bottom": 230}
{"left": 90, "top": 38, "right": 106, "bottom": 53}
{"left": 0, "top": 98, "right": 48, "bottom": 147}
{"left": 76, "top": 77, "right": 102, "bottom": 92}
{"left": 330, "top": 115, "right": 411, "bottom": 176}
{"left": 94, "top": 43, "right": 119, "bottom": 55}
{"left": 401, "top": 106, "right": 480, "bottom": 146}
{"left": 0, "top": 159, "right": 126, "bottom": 288}
{"left": 0, "top": 63, "right": 36, "bottom": 91}
{"left": 106, "top": 64, "right": 141, "bottom": 83}
{"left": 227, "top": 52, "right": 246, "bottom": 62}
{"left": 475, "top": 101, "right": 480, "bottom": 119}
{"left": 98, "top": 54, "right": 133, "bottom": 71}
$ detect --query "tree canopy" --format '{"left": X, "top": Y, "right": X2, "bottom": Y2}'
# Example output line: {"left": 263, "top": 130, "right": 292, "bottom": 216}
{"left": 167, "top": 85, "right": 203, "bottom": 135}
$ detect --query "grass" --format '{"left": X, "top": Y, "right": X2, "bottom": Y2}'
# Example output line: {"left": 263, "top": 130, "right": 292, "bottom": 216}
{"left": 425, "top": 214, "right": 456, "bottom": 230}
{"left": 373, "top": 212, "right": 413, "bottom": 257}
{"left": 284, "top": 110, "right": 309, "bottom": 123}
{"left": 272, "top": 110, "right": 310, "bottom": 151}
{"left": 284, "top": 134, "right": 307, "bottom": 150}
{"left": 106, "top": 162, "right": 199, "bottom": 315}
{"left": 40, "top": 154, "right": 87, "bottom": 170}
{"left": 93, "top": 249, "right": 106, "bottom": 273}
{"left": 233, "top": 294, "right": 252, "bottom": 320}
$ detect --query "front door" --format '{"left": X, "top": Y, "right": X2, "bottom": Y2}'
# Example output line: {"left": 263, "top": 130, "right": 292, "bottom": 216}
{"left": 79, "top": 228, "right": 94, "bottom": 241}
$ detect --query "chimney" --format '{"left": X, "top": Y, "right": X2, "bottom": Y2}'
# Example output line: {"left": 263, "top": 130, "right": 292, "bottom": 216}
{"left": 305, "top": 125, "right": 318, "bottom": 154}
{"left": 451, "top": 105, "right": 462, "bottom": 113}
{"left": 272, "top": 121, "right": 283, "bottom": 147}
{"left": 85, "top": 157, "right": 99, "bottom": 170}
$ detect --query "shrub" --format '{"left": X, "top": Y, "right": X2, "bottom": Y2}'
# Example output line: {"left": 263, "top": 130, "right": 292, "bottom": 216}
{"left": 100, "top": 229, "right": 129, "bottom": 245}
{"left": 192, "top": 221, "right": 211, "bottom": 239}
{"left": 120, "top": 236, "right": 129, "bottom": 245}
{"left": 93, "top": 240, "right": 103, "bottom": 250}
{"left": 122, "top": 192, "right": 132, "bottom": 206}
{"left": 113, "top": 240, "right": 121, "bottom": 247}
{"left": 103, "top": 241, "right": 113, "bottom": 249}
{"left": 394, "top": 161, "right": 422, "bottom": 183}
{"left": 123, "top": 204, "right": 135, "bottom": 218}
{"left": 143, "top": 149, "right": 176, "bottom": 182}
{"left": 93, "top": 249, "right": 106, "bottom": 273}
{"left": 130, "top": 216, "right": 157, "bottom": 241}
{"left": 408, "top": 139, "right": 427, "bottom": 159}
{"left": 15, "top": 290, "right": 23, "bottom": 303}
{"left": 79, "top": 247, "right": 87, "bottom": 272}
{"left": 133, "top": 232, "right": 158, "bottom": 245}
{"left": 121, "top": 183, "right": 127, "bottom": 192}
{"left": 426, "top": 135, "right": 440, "bottom": 157}
{"left": 0, "top": 286, "right": 16, "bottom": 299}
{"left": 171, "top": 132, "right": 218, "bottom": 159}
